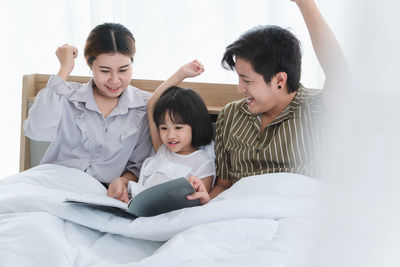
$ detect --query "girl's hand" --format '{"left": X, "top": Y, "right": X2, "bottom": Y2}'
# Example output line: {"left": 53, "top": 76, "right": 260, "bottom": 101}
{"left": 55, "top": 44, "right": 78, "bottom": 80}
{"left": 187, "top": 175, "right": 211, "bottom": 205}
{"left": 179, "top": 60, "right": 205, "bottom": 79}
{"left": 107, "top": 177, "right": 130, "bottom": 203}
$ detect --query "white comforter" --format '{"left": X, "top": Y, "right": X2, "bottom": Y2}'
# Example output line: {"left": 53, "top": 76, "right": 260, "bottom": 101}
{"left": 0, "top": 164, "right": 325, "bottom": 267}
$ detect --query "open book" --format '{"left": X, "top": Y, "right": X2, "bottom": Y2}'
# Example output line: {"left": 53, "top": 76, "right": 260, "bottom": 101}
{"left": 64, "top": 178, "right": 201, "bottom": 217}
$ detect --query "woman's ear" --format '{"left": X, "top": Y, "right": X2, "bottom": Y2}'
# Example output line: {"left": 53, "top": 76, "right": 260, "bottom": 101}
{"left": 85, "top": 56, "right": 92, "bottom": 68}
{"left": 274, "top": 72, "right": 288, "bottom": 91}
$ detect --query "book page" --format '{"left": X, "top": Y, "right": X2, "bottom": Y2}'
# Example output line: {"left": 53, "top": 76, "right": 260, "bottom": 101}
{"left": 65, "top": 194, "right": 128, "bottom": 211}
{"left": 128, "top": 181, "right": 147, "bottom": 197}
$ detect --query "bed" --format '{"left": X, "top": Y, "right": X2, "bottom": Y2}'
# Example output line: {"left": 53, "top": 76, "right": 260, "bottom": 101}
{"left": 0, "top": 74, "right": 326, "bottom": 266}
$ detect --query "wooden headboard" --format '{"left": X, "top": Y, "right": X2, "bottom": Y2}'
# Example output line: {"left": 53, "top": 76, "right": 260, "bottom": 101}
{"left": 20, "top": 74, "right": 241, "bottom": 172}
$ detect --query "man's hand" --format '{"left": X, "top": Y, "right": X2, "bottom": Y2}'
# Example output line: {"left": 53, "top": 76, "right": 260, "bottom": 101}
{"left": 290, "top": 0, "right": 312, "bottom": 7}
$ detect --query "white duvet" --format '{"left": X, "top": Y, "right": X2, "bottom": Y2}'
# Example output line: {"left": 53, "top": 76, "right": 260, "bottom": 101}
{"left": 0, "top": 164, "right": 325, "bottom": 267}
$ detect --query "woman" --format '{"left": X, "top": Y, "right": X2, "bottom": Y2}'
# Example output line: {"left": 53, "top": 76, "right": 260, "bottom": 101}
{"left": 24, "top": 23, "right": 153, "bottom": 202}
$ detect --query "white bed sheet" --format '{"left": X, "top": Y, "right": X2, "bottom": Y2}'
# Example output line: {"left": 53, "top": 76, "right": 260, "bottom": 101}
{"left": 0, "top": 164, "right": 325, "bottom": 267}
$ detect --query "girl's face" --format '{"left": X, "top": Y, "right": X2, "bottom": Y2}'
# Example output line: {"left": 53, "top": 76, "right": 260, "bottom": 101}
{"left": 158, "top": 113, "right": 195, "bottom": 155}
{"left": 90, "top": 53, "right": 132, "bottom": 99}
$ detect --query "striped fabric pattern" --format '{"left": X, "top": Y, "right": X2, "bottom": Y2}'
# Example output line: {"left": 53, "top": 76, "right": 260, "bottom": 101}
{"left": 215, "top": 85, "right": 325, "bottom": 184}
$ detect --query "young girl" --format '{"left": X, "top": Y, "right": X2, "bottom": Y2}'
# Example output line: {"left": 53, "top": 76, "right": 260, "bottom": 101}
{"left": 120, "top": 60, "right": 215, "bottom": 200}
{"left": 23, "top": 23, "right": 153, "bottom": 202}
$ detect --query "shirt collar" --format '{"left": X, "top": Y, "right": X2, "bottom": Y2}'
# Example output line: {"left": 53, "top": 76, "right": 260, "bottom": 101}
{"left": 68, "top": 79, "right": 98, "bottom": 112}
{"left": 68, "top": 79, "right": 147, "bottom": 115}
{"left": 110, "top": 84, "right": 148, "bottom": 116}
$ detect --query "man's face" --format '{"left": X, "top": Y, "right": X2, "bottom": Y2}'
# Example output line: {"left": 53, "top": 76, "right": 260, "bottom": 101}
{"left": 235, "top": 57, "right": 280, "bottom": 115}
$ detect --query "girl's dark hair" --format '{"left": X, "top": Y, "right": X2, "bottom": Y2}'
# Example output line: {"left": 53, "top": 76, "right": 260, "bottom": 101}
{"left": 153, "top": 86, "right": 213, "bottom": 148}
{"left": 84, "top": 22, "right": 135, "bottom": 66}
{"left": 222, "top": 25, "right": 302, "bottom": 93}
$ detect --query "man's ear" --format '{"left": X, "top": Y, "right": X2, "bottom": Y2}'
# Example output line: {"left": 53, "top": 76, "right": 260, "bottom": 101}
{"left": 273, "top": 72, "right": 288, "bottom": 90}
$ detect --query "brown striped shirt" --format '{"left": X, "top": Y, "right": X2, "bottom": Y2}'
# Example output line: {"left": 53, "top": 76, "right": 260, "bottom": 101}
{"left": 215, "top": 85, "right": 325, "bottom": 183}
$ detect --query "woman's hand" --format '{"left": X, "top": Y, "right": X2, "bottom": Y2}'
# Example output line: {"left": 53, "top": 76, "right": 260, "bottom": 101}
{"left": 107, "top": 177, "right": 130, "bottom": 203}
{"left": 187, "top": 175, "right": 211, "bottom": 205}
{"left": 55, "top": 44, "right": 78, "bottom": 81}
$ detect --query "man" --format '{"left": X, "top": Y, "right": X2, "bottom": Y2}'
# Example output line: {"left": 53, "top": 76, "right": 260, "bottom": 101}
{"left": 188, "top": 0, "right": 348, "bottom": 204}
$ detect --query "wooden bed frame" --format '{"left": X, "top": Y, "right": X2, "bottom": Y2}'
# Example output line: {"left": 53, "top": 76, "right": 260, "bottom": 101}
{"left": 20, "top": 74, "right": 241, "bottom": 172}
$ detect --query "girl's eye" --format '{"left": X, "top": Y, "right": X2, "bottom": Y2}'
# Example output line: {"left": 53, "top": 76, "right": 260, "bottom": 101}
{"left": 175, "top": 126, "right": 183, "bottom": 130}
{"left": 119, "top": 69, "right": 128, "bottom": 73}
{"left": 244, "top": 80, "right": 251, "bottom": 83}
{"left": 100, "top": 70, "right": 109, "bottom": 73}
{"left": 159, "top": 126, "right": 167, "bottom": 130}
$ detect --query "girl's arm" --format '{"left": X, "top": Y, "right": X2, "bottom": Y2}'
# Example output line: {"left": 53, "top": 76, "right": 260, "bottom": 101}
{"left": 187, "top": 176, "right": 232, "bottom": 205}
{"left": 292, "top": 0, "right": 349, "bottom": 107}
{"left": 200, "top": 175, "right": 214, "bottom": 193}
{"left": 147, "top": 60, "right": 204, "bottom": 152}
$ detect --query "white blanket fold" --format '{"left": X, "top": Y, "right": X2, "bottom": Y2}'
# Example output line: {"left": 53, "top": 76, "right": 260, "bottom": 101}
{"left": 0, "top": 164, "right": 324, "bottom": 267}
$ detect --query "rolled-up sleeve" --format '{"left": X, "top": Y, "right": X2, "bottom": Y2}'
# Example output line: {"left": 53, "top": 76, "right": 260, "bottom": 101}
{"left": 23, "top": 75, "right": 75, "bottom": 142}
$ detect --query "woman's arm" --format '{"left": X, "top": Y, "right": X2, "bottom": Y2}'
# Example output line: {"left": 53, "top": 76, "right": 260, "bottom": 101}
{"left": 24, "top": 45, "right": 79, "bottom": 141}
{"left": 147, "top": 60, "right": 204, "bottom": 152}
{"left": 108, "top": 116, "right": 153, "bottom": 203}
{"left": 55, "top": 44, "right": 78, "bottom": 81}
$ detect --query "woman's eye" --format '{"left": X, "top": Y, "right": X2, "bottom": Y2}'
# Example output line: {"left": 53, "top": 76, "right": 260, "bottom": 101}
{"left": 100, "top": 70, "right": 109, "bottom": 73}
{"left": 119, "top": 69, "right": 128, "bottom": 73}
{"left": 159, "top": 127, "right": 167, "bottom": 130}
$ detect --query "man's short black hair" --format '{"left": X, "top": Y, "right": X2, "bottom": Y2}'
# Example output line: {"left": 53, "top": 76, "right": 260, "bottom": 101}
{"left": 153, "top": 86, "right": 213, "bottom": 148}
{"left": 222, "top": 25, "right": 302, "bottom": 93}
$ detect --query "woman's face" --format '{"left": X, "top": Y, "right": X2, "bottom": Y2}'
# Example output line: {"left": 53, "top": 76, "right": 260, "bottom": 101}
{"left": 90, "top": 53, "right": 133, "bottom": 99}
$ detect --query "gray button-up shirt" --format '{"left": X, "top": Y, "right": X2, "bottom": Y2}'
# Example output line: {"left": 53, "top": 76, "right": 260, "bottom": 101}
{"left": 24, "top": 75, "right": 153, "bottom": 183}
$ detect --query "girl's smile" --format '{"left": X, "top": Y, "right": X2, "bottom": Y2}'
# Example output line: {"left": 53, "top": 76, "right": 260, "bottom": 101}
{"left": 159, "top": 113, "right": 195, "bottom": 155}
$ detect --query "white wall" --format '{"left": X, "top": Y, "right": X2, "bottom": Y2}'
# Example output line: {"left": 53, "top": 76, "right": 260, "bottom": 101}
{"left": 0, "top": 0, "right": 338, "bottom": 178}
{"left": 0, "top": 0, "right": 92, "bottom": 177}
